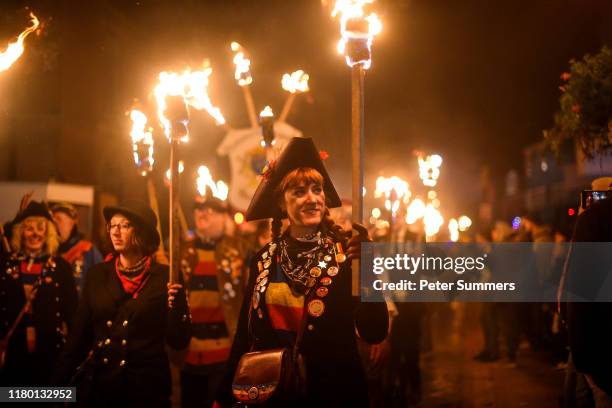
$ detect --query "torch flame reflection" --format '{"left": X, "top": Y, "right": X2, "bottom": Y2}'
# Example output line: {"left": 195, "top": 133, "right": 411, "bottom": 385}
{"left": 281, "top": 70, "right": 309, "bottom": 94}
{"left": 154, "top": 61, "right": 226, "bottom": 142}
{"left": 0, "top": 13, "right": 40, "bottom": 73}
{"left": 197, "top": 165, "right": 228, "bottom": 201}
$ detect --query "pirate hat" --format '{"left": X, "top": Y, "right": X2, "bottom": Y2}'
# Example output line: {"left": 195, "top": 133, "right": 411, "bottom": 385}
{"left": 245, "top": 137, "right": 342, "bottom": 221}
{"left": 103, "top": 200, "right": 160, "bottom": 249}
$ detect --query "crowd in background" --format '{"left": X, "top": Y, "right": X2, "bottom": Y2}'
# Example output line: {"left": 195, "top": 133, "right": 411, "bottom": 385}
{"left": 0, "top": 176, "right": 611, "bottom": 407}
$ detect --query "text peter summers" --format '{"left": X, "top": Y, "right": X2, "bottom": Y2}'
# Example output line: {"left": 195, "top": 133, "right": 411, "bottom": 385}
{"left": 372, "top": 279, "right": 516, "bottom": 292}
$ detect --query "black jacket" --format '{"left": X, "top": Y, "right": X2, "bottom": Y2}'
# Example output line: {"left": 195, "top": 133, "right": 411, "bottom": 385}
{"left": 53, "top": 258, "right": 191, "bottom": 405}
{"left": 566, "top": 198, "right": 612, "bottom": 395}
{"left": 217, "top": 239, "right": 389, "bottom": 407}
{"left": 0, "top": 253, "right": 77, "bottom": 385}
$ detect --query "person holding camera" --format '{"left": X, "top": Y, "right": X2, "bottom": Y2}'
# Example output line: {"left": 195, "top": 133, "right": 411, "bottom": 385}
{"left": 565, "top": 178, "right": 612, "bottom": 406}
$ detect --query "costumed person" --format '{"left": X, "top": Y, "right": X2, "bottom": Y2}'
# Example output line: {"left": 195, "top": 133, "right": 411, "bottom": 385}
{"left": 216, "top": 137, "right": 389, "bottom": 407}
{"left": 179, "top": 195, "right": 252, "bottom": 407}
{"left": 51, "top": 202, "right": 104, "bottom": 293}
{"left": 53, "top": 200, "right": 191, "bottom": 406}
{"left": 0, "top": 201, "right": 78, "bottom": 386}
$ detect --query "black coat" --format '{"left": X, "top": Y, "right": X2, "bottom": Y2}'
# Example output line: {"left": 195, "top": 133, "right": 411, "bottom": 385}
{"left": 0, "top": 253, "right": 77, "bottom": 385}
{"left": 217, "top": 240, "right": 389, "bottom": 407}
{"left": 53, "top": 258, "right": 191, "bottom": 406}
{"left": 566, "top": 198, "right": 612, "bottom": 395}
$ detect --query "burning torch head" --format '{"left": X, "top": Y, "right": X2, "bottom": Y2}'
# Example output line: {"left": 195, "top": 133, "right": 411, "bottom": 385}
{"left": 259, "top": 106, "right": 275, "bottom": 148}
{"left": 165, "top": 95, "right": 190, "bottom": 140}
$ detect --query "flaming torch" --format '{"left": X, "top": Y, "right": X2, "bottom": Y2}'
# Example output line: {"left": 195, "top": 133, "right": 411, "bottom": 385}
{"left": 0, "top": 13, "right": 40, "bottom": 73}
{"left": 418, "top": 154, "right": 443, "bottom": 187}
{"left": 259, "top": 105, "right": 276, "bottom": 163}
{"left": 128, "top": 109, "right": 165, "bottom": 252}
{"left": 154, "top": 61, "right": 226, "bottom": 283}
{"left": 279, "top": 70, "right": 309, "bottom": 122}
{"left": 331, "top": 0, "right": 382, "bottom": 294}
{"left": 231, "top": 42, "right": 258, "bottom": 128}
{"left": 196, "top": 165, "right": 229, "bottom": 201}
{"left": 374, "top": 176, "right": 410, "bottom": 240}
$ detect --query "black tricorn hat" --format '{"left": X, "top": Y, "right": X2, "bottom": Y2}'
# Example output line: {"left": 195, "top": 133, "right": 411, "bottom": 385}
{"left": 14, "top": 201, "right": 53, "bottom": 224}
{"left": 103, "top": 200, "right": 160, "bottom": 249}
{"left": 245, "top": 137, "right": 342, "bottom": 221}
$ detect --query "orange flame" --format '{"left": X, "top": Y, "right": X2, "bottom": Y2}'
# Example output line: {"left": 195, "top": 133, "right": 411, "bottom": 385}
{"left": 230, "top": 42, "right": 253, "bottom": 86}
{"left": 331, "top": 0, "right": 382, "bottom": 69}
{"left": 281, "top": 70, "right": 309, "bottom": 94}
{"left": 0, "top": 13, "right": 40, "bottom": 73}
{"left": 154, "top": 61, "right": 225, "bottom": 142}
{"left": 129, "top": 109, "right": 154, "bottom": 176}
{"left": 197, "top": 165, "right": 228, "bottom": 200}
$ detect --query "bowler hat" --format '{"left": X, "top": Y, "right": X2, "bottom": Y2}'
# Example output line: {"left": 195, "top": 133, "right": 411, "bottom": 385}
{"left": 103, "top": 200, "right": 160, "bottom": 249}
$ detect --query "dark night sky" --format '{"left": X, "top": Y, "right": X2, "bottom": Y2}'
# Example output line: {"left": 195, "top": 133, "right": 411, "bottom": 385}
{"left": 1, "top": 0, "right": 610, "bottom": 217}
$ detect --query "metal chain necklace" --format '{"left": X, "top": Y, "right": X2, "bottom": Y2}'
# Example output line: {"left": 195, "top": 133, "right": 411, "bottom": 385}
{"left": 278, "top": 231, "right": 328, "bottom": 294}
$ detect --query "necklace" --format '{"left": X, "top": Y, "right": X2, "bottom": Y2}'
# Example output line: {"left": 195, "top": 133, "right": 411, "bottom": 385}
{"left": 278, "top": 232, "right": 332, "bottom": 295}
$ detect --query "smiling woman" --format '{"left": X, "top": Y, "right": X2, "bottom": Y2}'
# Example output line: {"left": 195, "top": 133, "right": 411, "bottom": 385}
{"left": 216, "top": 137, "right": 389, "bottom": 407}
{"left": 0, "top": 201, "right": 77, "bottom": 386}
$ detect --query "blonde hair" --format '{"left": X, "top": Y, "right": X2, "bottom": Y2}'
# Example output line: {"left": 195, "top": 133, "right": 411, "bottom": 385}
{"left": 11, "top": 216, "right": 60, "bottom": 256}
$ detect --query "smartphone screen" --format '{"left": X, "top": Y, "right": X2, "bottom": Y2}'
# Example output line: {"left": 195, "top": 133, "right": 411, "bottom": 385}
{"left": 581, "top": 190, "right": 609, "bottom": 209}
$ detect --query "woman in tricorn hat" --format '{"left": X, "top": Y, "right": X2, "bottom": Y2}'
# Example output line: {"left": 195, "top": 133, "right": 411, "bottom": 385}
{"left": 53, "top": 200, "right": 191, "bottom": 406}
{"left": 216, "top": 137, "right": 389, "bottom": 406}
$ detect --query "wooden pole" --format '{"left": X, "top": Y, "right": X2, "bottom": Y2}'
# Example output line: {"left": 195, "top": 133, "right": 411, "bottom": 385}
{"left": 278, "top": 93, "right": 296, "bottom": 123}
{"left": 168, "top": 138, "right": 180, "bottom": 284}
{"left": 146, "top": 177, "right": 165, "bottom": 254}
{"left": 242, "top": 86, "right": 258, "bottom": 128}
{"left": 351, "top": 65, "right": 365, "bottom": 297}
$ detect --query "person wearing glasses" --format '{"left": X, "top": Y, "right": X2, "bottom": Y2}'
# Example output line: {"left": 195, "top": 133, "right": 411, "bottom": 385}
{"left": 53, "top": 200, "right": 191, "bottom": 406}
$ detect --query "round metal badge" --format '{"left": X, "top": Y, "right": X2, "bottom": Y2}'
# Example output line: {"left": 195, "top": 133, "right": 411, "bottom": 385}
{"left": 256, "top": 270, "right": 269, "bottom": 283}
{"left": 316, "top": 286, "right": 329, "bottom": 298}
{"left": 335, "top": 253, "right": 347, "bottom": 264}
{"left": 307, "top": 299, "right": 325, "bottom": 317}
{"left": 309, "top": 267, "right": 322, "bottom": 278}
{"left": 320, "top": 277, "right": 332, "bottom": 286}
{"left": 327, "top": 266, "right": 339, "bottom": 277}
{"left": 248, "top": 386, "right": 259, "bottom": 400}
{"left": 252, "top": 291, "right": 260, "bottom": 309}
{"left": 324, "top": 255, "right": 332, "bottom": 262}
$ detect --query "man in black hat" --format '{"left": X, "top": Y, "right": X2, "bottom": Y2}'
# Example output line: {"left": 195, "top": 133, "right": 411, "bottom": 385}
{"left": 50, "top": 202, "right": 103, "bottom": 294}
{"left": 0, "top": 201, "right": 78, "bottom": 385}
{"left": 179, "top": 195, "right": 253, "bottom": 408}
